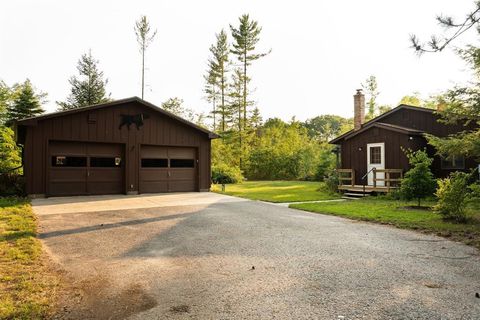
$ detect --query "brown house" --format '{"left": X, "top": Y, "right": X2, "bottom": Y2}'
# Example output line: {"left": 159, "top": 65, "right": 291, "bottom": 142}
{"left": 16, "top": 97, "right": 218, "bottom": 197}
{"left": 329, "top": 90, "right": 477, "bottom": 191}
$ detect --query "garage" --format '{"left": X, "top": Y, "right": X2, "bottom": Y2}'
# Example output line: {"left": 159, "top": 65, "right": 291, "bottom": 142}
{"left": 49, "top": 141, "right": 124, "bottom": 196}
{"left": 140, "top": 146, "right": 197, "bottom": 193}
{"left": 16, "top": 97, "right": 218, "bottom": 197}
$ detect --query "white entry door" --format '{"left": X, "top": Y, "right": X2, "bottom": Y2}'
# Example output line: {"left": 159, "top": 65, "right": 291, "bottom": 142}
{"left": 367, "top": 143, "right": 385, "bottom": 186}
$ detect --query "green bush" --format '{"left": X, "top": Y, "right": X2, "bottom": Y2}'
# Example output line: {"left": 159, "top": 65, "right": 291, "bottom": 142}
{"left": 0, "top": 173, "right": 25, "bottom": 196}
{"left": 434, "top": 172, "right": 470, "bottom": 222}
{"left": 324, "top": 170, "right": 339, "bottom": 193}
{"left": 400, "top": 149, "right": 436, "bottom": 206}
{"left": 212, "top": 164, "right": 243, "bottom": 184}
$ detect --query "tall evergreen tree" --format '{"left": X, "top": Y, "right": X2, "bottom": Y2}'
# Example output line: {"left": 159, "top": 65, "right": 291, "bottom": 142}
{"left": 134, "top": 15, "right": 157, "bottom": 99}
{"left": 6, "top": 79, "right": 45, "bottom": 126}
{"left": 57, "top": 51, "right": 110, "bottom": 110}
{"left": 204, "top": 69, "right": 219, "bottom": 131}
{"left": 230, "top": 14, "right": 270, "bottom": 131}
{"left": 0, "top": 80, "right": 12, "bottom": 125}
{"left": 206, "top": 29, "right": 230, "bottom": 132}
{"left": 362, "top": 75, "right": 379, "bottom": 120}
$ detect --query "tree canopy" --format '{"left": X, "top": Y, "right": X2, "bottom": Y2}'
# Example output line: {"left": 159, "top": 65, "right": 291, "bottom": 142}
{"left": 6, "top": 79, "right": 45, "bottom": 126}
{"left": 57, "top": 51, "right": 110, "bottom": 111}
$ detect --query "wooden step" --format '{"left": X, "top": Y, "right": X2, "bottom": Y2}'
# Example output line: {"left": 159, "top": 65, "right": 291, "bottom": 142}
{"left": 343, "top": 192, "right": 370, "bottom": 197}
{"left": 342, "top": 196, "right": 360, "bottom": 200}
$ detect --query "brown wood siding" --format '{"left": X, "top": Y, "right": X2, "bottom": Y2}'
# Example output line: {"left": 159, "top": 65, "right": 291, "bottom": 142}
{"left": 22, "top": 101, "right": 212, "bottom": 195}
{"left": 341, "top": 127, "right": 422, "bottom": 185}
{"left": 338, "top": 108, "right": 478, "bottom": 184}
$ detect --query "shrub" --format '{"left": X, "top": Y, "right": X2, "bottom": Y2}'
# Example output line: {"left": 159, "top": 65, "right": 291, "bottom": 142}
{"left": 0, "top": 173, "right": 25, "bottom": 196}
{"left": 400, "top": 149, "right": 436, "bottom": 206}
{"left": 212, "top": 164, "right": 243, "bottom": 184}
{"left": 434, "top": 172, "right": 470, "bottom": 222}
{"left": 324, "top": 170, "right": 339, "bottom": 193}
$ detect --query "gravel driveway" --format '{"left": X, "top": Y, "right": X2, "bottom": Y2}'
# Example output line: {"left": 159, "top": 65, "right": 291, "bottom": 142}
{"left": 33, "top": 193, "right": 480, "bottom": 319}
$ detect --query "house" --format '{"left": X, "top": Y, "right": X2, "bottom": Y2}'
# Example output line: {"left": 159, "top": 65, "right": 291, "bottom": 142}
{"left": 329, "top": 90, "right": 477, "bottom": 192}
{"left": 15, "top": 97, "right": 219, "bottom": 197}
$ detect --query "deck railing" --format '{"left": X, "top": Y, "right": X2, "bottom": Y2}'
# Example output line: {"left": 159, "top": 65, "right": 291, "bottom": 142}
{"left": 372, "top": 168, "right": 403, "bottom": 192}
{"left": 337, "top": 168, "right": 404, "bottom": 193}
{"left": 337, "top": 169, "right": 355, "bottom": 187}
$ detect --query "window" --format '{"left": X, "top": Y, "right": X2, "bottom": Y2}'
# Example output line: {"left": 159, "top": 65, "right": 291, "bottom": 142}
{"left": 370, "top": 147, "right": 381, "bottom": 164}
{"left": 52, "top": 156, "right": 87, "bottom": 167}
{"left": 441, "top": 155, "right": 465, "bottom": 169}
{"left": 170, "top": 159, "right": 195, "bottom": 168}
{"left": 141, "top": 158, "right": 168, "bottom": 168}
{"left": 90, "top": 157, "right": 121, "bottom": 167}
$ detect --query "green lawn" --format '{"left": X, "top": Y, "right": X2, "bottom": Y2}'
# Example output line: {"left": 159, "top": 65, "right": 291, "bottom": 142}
{"left": 212, "top": 180, "right": 339, "bottom": 203}
{"left": 0, "top": 197, "right": 59, "bottom": 319}
{"left": 290, "top": 198, "right": 480, "bottom": 249}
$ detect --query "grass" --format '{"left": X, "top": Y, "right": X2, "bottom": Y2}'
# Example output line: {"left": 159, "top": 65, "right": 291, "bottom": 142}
{"left": 212, "top": 180, "right": 340, "bottom": 203}
{"left": 0, "top": 197, "right": 59, "bottom": 319}
{"left": 290, "top": 197, "right": 480, "bottom": 249}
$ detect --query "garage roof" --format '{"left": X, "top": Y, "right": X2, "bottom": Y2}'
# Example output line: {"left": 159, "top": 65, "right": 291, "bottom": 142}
{"left": 16, "top": 97, "right": 219, "bottom": 139}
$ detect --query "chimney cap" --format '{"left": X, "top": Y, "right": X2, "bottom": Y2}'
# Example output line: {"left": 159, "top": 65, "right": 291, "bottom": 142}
{"left": 356, "top": 89, "right": 363, "bottom": 95}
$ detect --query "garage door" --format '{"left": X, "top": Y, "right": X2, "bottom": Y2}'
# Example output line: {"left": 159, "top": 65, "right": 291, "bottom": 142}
{"left": 139, "top": 146, "right": 197, "bottom": 193}
{"left": 48, "top": 141, "right": 124, "bottom": 196}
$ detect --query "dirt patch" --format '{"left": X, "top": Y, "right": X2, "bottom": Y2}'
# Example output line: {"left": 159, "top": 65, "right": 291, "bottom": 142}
{"left": 52, "top": 275, "right": 157, "bottom": 320}
{"left": 170, "top": 304, "right": 190, "bottom": 314}
{"left": 423, "top": 282, "right": 443, "bottom": 289}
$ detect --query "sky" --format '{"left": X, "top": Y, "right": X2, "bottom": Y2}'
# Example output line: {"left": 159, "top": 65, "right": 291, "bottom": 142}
{"left": 1, "top": 0, "right": 479, "bottom": 121}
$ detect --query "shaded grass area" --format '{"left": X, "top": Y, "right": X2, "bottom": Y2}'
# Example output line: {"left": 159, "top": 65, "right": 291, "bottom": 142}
{"left": 290, "top": 198, "right": 480, "bottom": 249}
{"left": 212, "top": 180, "right": 339, "bottom": 203}
{"left": 0, "top": 197, "right": 59, "bottom": 319}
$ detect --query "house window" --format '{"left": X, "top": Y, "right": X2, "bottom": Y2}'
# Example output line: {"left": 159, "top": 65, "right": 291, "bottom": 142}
{"left": 141, "top": 158, "right": 168, "bottom": 168}
{"left": 52, "top": 156, "right": 87, "bottom": 167}
{"left": 370, "top": 147, "right": 381, "bottom": 164}
{"left": 441, "top": 155, "right": 465, "bottom": 170}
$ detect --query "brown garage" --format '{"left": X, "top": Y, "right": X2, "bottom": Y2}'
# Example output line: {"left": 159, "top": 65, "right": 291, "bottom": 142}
{"left": 16, "top": 97, "right": 218, "bottom": 197}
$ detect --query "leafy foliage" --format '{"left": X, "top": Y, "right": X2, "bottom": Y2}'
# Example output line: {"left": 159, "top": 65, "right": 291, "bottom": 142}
{"left": 400, "top": 149, "right": 437, "bottom": 206}
{"left": 246, "top": 119, "right": 326, "bottom": 180}
{"left": 303, "top": 115, "right": 352, "bottom": 142}
{"left": 412, "top": 4, "right": 480, "bottom": 161}
{"left": 161, "top": 97, "right": 206, "bottom": 126}
{"left": 57, "top": 51, "right": 110, "bottom": 110}
{"left": 0, "top": 127, "right": 21, "bottom": 173}
{"left": 5, "top": 80, "right": 45, "bottom": 126}
{"left": 323, "top": 170, "right": 340, "bottom": 194}
{"left": 434, "top": 172, "right": 470, "bottom": 222}
{"left": 0, "top": 80, "right": 12, "bottom": 125}
{"left": 212, "top": 163, "right": 243, "bottom": 184}
{"left": 362, "top": 75, "right": 379, "bottom": 120}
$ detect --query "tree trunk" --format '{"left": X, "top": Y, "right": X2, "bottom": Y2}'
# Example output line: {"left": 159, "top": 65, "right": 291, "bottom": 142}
{"left": 212, "top": 84, "right": 216, "bottom": 132}
{"left": 243, "top": 51, "right": 247, "bottom": 131}
{"left": 141, "top": 42, "right": 145, "bottom": 99}
{"left": 221, "top": 65, "right": 225, "bottom": 132}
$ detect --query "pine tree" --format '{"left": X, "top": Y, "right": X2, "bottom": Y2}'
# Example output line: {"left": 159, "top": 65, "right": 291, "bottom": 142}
{"left": 362, "top": 75, "right": 379, "bottom": 120}
{"left": 230, "top": 14, "right": 270, "bottom": 131}
{"left": 6, "top": 79, "right": 45, "bottom": 126}
{"left": 207, "top": 30, "right": 230, "bottom": 132}
{"left": 57, "top": 51, "right": 110, "bottom": 110}
{"left": 0, "top": 80, "right": 12, "bottom": 125}
{"left": 134, "top": 15, "right": 157, "bottom": 99}
{"left": 204, "top": 69, "right": 219, "bottom": 131}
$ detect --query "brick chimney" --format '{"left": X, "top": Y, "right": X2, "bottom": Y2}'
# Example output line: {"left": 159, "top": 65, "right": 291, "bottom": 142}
{"left": 353, "top": 89, "right": 365, "bottom": 130}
